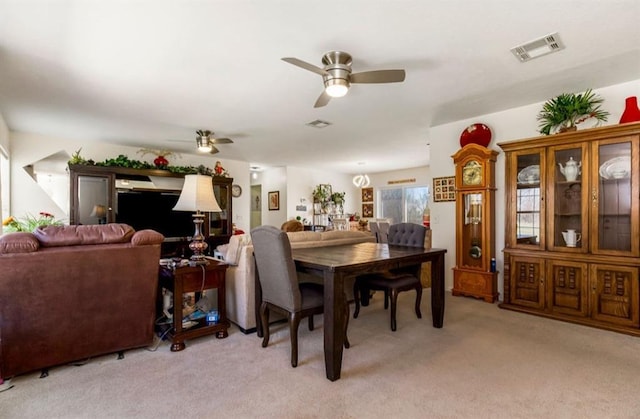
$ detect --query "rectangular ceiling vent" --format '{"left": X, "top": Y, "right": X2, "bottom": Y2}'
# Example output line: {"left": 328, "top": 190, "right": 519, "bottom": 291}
{"left": 306, "top": 119, "right": 332, "bottom": 128}
{"left": 511, "top": 32, "right": 564, "bottom": 63}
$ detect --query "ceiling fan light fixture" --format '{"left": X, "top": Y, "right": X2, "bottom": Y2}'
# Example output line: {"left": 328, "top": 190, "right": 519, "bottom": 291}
{"left": 325, "top": 78, "right": 350, "bottom": 98}
{"left": 196, "top": 136, "right": 212, "bottom": 152}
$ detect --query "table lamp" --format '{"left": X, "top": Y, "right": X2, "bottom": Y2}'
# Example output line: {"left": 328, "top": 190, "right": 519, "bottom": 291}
{"left": 173, "top": 174, "right": 222, "bottom": 263}
{"left": 90, "top": 204, "right": 107, "bottom": 224}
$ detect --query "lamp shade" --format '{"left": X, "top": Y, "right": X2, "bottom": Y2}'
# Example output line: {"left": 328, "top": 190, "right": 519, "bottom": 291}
{"left": 173, "top": 174, "right": 222, "bottom": 212}
{"left": 90, "top": 204, "right": 107, "bottom": 218}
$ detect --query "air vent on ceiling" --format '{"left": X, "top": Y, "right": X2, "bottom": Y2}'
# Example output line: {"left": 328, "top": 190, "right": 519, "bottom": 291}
{"left": 511, "top": 32, "right": 564, "bottom": 62}
{"left": 306, "top": 119, "right": 332, "bottom": 128}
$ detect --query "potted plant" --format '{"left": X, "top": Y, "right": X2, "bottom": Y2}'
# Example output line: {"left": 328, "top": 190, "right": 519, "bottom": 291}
{"left": 330, "top": 191, "right": 346, "bottom": 214}
{"left": 537, "top": 89, "right": 610, "bottom": 135}
{"left": 312, "top": 184, "right": 330, "bottom": 203}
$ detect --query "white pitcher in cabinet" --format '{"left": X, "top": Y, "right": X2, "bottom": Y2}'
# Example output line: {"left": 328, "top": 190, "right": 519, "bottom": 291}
{"left": 558, "top": 157, "right": 581, "bottom": 181}
{"left": 562, "top": 229, "right": 581, "bottom": 247}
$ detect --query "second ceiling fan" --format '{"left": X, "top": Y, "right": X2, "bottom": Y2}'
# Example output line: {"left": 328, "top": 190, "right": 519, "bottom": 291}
{"left": 282, "top": 51, "right": 406, "bottom": 108}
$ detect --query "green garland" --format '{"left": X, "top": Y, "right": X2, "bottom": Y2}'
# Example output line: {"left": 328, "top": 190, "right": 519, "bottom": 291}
{"left": 68, "top": 150, "right": 228, "bottom": 177}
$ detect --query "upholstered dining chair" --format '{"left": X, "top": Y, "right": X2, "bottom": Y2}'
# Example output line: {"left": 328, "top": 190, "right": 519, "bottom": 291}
{"left": 377, "top": 221, "right": 390, "bottom": 244}
{"left": 251, "top": 225, "right": 349, "bottom": 367}
{"left": 369, "top": 222, "right": 380, "bottom": 242}
{"left": 353, "top": 222, "right": 426, "bottom": 331}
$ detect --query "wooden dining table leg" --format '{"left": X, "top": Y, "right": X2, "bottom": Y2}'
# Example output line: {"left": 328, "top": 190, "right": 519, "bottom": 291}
{"left": 430, "top": 252, "right": 445, "bottom": 328}
{"left": 323, "top": 269, "right": 344, "bottom": 382}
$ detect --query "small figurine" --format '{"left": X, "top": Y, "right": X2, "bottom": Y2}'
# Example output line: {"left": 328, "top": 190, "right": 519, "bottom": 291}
{"left": 214, "top": 161, "right": 225, "bottom": 175}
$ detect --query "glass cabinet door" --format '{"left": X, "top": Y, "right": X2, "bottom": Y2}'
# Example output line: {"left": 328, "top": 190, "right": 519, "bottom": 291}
{"left": 548, "top": 144, "right": 588, "bottom": 252}
{"left": 591, "top": 138, "right": 638, "bottom": 256}
{"left": 511, "top": 149, "right": 545, "bottom": 249}
{"left": 71, "top": 173, "right": 114, "bottom": 225}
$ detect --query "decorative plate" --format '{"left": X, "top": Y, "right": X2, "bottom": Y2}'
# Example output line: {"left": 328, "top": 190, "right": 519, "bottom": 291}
{"left": 517, "top": 165, "right": 540, "bottom": 184}
{"left": 459, "top": 123, "right": 492, "bottom": 147}
{"left": 231, "top": 184, "right": 242, "bottom": 197}
{"left": 599, "top": 156, "right": 630, "bottom": 179}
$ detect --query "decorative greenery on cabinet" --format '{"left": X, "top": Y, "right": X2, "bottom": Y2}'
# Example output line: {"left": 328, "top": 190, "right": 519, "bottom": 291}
{"left": 536, "top": 89, "right": 610, "bottom": 135}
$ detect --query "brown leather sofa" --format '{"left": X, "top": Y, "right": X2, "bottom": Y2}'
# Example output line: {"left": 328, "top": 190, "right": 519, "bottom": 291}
{"left": 0, "top": 224, "right": 164, "bottom": 380}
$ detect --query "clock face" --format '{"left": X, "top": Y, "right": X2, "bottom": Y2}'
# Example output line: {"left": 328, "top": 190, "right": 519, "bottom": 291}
{"left": 231, "top": 184, "right": 242, "bottom": 197}
{"left": 462, "top": 160, "right": 482, "bottom": 185}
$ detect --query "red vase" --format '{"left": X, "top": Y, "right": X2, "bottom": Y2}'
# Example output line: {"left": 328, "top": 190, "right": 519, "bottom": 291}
{"left": 619, "top": 96, "right": 640, "bottom": 124}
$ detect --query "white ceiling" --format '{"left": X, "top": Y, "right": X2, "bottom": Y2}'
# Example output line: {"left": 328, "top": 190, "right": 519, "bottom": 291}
{"left": 1, "top": 0, "right": 639, "bottom": 174}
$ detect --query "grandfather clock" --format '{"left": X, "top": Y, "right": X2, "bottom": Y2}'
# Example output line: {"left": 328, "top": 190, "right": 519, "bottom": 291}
{"left": 451, "top": 143, "right": 499, "bottom": 303}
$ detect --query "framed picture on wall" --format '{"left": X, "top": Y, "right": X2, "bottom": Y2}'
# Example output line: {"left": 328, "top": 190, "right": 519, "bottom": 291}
{"left": 361, "top": 187, "right": 373, "bottom": 202}
{"left": 433, "top": 176, "right": 456, "bottom": 202}
{"left": 268, "top": 191, "right": 280, "bottom": 211}
{"left": 362, "top": 203, "right": 373, "bottom": 217}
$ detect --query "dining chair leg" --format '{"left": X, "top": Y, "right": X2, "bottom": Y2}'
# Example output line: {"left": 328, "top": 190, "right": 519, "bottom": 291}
{"left": 414, "top": 285, "right": 423, "bottom": 319}
{"left": 344, "top": 301, "right": 351, "bottom": 349}
{"left": 308, "top": 315, "right": 314, "bottom": 331}
{"left": 260, "top": 302, "right": 271, "bottom": 347}
{"left": 384, "top": 290, "right": 390, "bottom": 310}
{"left": 390, "top": 289, "right": 398, "bottom": 331}
{"left": 290, "top": 313, "right": 301, "bottom": 368}
{"left": 353, "top": 282, "right": 361, "bottom": 319}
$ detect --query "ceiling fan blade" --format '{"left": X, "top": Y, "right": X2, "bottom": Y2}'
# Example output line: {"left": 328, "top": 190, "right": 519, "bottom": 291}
{"left": 208, "top": 145, "right": 220, "bottom": 155}
{"left": 282, "top": 57, "right": 328, "bottom": 76}
{"left": 212, "top": 137, "right": 233, "bottom": 144}
{"left": 314, "top": 91, "right": 331, "bottom": 108}
{"left": 351, "top": 69, "right": 406, "bottom": 84}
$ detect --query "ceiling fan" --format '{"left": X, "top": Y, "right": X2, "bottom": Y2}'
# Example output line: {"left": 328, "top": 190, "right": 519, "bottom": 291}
{"left": 282, "top": 51, "right": 406, "bottom": 108}
{"left": 195, "top": 130, "right": 233, "bottom": 154}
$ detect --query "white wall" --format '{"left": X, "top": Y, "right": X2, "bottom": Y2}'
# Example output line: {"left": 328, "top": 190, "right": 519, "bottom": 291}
{"left": 0, "top": 113, "right": 9, "bottom": 225}
{"left": 429, "top": 79, "right": 640, "bottom": 296}
{"left": 8, "top": 132, "right": 252, "bottom": 232}
{"left": 256, "top": 166, "right": 287, "bottom": 228}
{"left": 0, "top": 113, "right": 8, "bottom": 153}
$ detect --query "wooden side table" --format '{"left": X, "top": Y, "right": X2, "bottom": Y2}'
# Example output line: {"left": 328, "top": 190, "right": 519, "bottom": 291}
{"left": 158, "top": 260, "right": 229, "bottom": 351}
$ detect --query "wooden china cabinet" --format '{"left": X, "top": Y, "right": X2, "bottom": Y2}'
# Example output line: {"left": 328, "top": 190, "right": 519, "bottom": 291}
{"left": 499, "top": 122, "right": 640, "bottom": 336}
{"left": 451, "top": 144, "right": 499, "bottom": 303}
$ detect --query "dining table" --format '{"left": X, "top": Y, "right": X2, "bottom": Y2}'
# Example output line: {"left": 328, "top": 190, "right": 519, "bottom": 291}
{"left": 255, "top": 242, "right": 447, "bottom": 382}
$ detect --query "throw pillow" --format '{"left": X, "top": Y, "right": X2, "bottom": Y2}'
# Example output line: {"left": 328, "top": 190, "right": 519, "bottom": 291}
{"left": 0, "top": 232, "right": 40, "bottom": 254}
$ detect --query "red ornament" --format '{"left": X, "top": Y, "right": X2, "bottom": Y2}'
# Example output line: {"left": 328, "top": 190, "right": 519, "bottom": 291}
{"left": 154, "top": 156, "right": 169, "bottom": 168}
{"left": 619, "top": 96, "right": 640, "bottom": 124}
{"left": 460, "top": 123, "right": 492, "bottom": 147}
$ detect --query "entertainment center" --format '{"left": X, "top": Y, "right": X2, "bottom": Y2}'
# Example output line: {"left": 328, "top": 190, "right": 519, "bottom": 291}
{"left": 68, "top": 164, "right": 233, "bottom": 255}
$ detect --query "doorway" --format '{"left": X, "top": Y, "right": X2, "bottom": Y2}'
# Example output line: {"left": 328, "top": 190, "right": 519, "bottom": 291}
{"left": 250, "top": 184, "right": 262, "bottom": 229}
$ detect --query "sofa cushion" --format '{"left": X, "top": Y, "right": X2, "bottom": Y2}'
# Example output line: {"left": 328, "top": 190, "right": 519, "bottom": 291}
{"left": 225, "top": 234, "right": 251, "bottom": 265}
{"left": 286, "top": 231, "right": 321, "bottom": 243}
{"left": 34, "top": 224, "right": 135, "bottom": 247}
{"left": 0, "top": 232, "right": 40, "bottom": 254}
{"left": 320, "top": 230, "right": 372, "bottom": 241}
{"left": 131, "top": 229, "right": 165, "bottom": 246}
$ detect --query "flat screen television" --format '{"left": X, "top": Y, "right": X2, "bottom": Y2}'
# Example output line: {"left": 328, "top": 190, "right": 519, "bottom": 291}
{"left": 115, "top": 189, "right": 194, "bottom": 239}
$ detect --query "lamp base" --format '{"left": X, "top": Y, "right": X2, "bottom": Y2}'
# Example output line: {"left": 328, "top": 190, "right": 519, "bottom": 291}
{"left": 189, "top": 212, "right": 209, "bottom": 262}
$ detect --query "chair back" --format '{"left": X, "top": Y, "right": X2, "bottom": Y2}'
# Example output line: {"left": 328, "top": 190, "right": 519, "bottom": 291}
{"left": 377, "top": 222, "right": 390, "bottom": 243}
{"left": 251, "top": 226, "right": 301, "bottom": 311}
{"left": 369, "top": 222, "right": 380, "bottom": 242}
{"left": 387, "top": 223, "right": 426, "bottom": 248}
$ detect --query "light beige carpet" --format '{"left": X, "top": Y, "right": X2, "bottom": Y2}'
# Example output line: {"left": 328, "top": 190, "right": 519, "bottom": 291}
{"left": 2, "top": 291, "right": 640, "bottom": 418}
